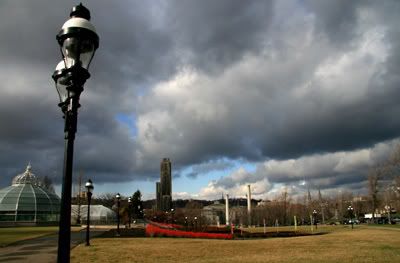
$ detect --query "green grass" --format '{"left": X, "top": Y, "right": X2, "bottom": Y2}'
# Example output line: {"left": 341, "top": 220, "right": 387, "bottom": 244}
{"left": 71, "top": 226, "right": 400, "bottom": 263}
{"left": 0, "top": 226, "right": 58, "bottom": 246}
{"left": 0, "top": 226, "right": 82, "bottom": 247}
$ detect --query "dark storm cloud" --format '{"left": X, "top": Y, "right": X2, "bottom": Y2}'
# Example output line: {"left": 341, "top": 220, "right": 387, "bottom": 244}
{"left": 136, "top": 0, "right": 400, "bottom": 173}
{"left": 185, "top": 159, "right": 234, "bottom": 179}
{"left": 0, "top": 0, "right": 275, "bottom": 187}
{"left": 0, "top": 0, "right": 172, "bottom": 186}
{"left": 1, "top": 0, "right": 400, "bottom": 196}
{"left": 165, "top": 0, "right": 273, "bottom": 72}
{"left": 303, "top": 0, "right": 362, "bottom": 46}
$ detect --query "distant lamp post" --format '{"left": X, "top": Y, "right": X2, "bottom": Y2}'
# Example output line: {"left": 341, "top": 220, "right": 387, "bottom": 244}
{"left": 53, "top": 4, "right": 99, "bottom": 263}
{"left": 171, "top": 208, "right": 174, "bottom": 223}
{"left": 312, "top": 209, "right": 318, "bottom": 229}
{"left": 194, "top": 216, "right": 198, "bottom": 231}
{"left": 85, "top": 179, "right": 94, "bottom": 246}
{"left": 185, "top": 216, "right": 188, "bottom": 231}
{"left": 128, "top": 197, "right": 132, "bottom": 229}
{"left": 116, "top": 193, "right": 121, "bottom": 236}
{"left": 348, "top": 205, "right": 354, "bottom": 229}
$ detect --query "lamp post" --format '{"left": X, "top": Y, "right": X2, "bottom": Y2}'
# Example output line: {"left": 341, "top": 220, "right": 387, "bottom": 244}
{"left": 116, "top": 193, "right": 121, "bottom": 236}
{"left": 85, "top": 179, "right": 94, "bottom": 246}
{"left": 194, "top": 216, "right": 198, "bottom": 232}
{"left": 128, "top": 197, "right": 132, "bottom": 229}
{"left": 185, "top": 216, "right": 188, "bottom": 231}
{"left": 348, "top": 205, "right": 354, "bottom": 229}
{"left": 53, "top": 4, "right": 99, "bottom": 263}
{"left": 312, "top": 209, "right": 318, "bottom": 229}
{"left": 138, "top": 205, "right": 142, "bottom": 219}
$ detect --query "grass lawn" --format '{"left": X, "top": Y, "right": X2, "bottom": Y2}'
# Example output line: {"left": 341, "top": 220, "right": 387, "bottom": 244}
{"left": 71, "top": 225, "right": 400, "bottom": 263}
{"left": 243, "top": 224, "right": 338, "bottom": 234}
{"left": 0, "top": 226, "right": 82, "bottom": 247}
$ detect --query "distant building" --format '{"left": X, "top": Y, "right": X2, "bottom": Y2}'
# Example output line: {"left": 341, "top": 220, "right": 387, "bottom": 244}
{"left": 353, "top": 196, "right": 368, "bottom": 202}
{"left": 203, "top": 201, "right": 226, "bottom": 226}
{"left": 156, "top": 158, "right": 172, "bottom": 211}
{"left": 0, "top": 164, "right": 60, "bottom": 225}
{"left": 71, "top": 205, "right": 116, "bottom": 225}
{"left": 76, "top": 191, "right": 88, "bottom": 199}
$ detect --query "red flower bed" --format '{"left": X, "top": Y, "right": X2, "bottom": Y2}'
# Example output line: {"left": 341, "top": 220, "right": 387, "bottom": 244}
{"left": 146, "top": 223, "right": 233, "bottom": 239}
{"left": 155, "top": 222, "right": 183, "bottom": 229}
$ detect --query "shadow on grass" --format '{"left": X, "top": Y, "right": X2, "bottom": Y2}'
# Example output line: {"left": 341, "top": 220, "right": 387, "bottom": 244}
{"left": 95, "top": 227, "right": 328, "bottom": 240}
{"left": 97, "top": 228, "right": 146, "bottom": 238}
{"left": 234, "top": 230, "right": 328, "bottom": 240}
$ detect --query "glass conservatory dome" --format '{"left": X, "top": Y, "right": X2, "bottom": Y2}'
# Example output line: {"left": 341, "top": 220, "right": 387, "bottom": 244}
{"left": 0, "top": 164, "right": 60, "bottom": 224}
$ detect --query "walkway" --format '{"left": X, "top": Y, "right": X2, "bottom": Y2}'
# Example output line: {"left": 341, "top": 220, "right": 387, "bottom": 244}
{"left": 0, "top": 228, "right": 107, "bottom": 263}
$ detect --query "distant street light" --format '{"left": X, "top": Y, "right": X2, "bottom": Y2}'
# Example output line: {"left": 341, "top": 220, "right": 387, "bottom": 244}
{"left": 348, "top": 205, "right": 354, "bottom": 229}
{"left": 116, "top": 193, "right": 121, "bottom": 236}
{"left": 85, "top": 179, "right": 94, "bottom": 246}
{"left": 128, "top": 197, "right": 132, "bottom": 228}
{"left": 53, "top": 4, "right": 99, "bottom": 263}
{"left": 312, "top": 209, "right": 318, "bottom": 229}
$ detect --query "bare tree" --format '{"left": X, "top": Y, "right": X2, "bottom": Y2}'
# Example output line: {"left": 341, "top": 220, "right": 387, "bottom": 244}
{"left": 368, "top": 166, "right": 383, "bottom": 223}
{"left": 281, "top": 188, "right": 289, "bottom": 225}
{"left": 318, "top": 189, "right": 326, "bottom": 224}
{"left": 376, "top": 144, "right": 400, "bottom": 218}
{"left": 39, "top": 175, "right": 55, "bottom": 193}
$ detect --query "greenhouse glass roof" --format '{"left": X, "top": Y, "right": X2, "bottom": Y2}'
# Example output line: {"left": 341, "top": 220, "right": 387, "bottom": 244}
{"left": 0, "top": 164, "right": 60, "bottom": 223}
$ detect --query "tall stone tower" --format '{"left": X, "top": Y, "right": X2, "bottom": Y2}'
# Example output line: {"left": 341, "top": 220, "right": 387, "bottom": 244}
{"left": 156, "top": 158, "right": 172, "bottom": 211}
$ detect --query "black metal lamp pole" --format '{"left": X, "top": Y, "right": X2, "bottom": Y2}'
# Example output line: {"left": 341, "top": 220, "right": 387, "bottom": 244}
{"left": 53, "top": 4, "right": 99, "bottom": 263}
{"left": 185, "top": 216, "right": 188, "bottom": 231}
{"left": 128, "top": 197, "right": 132, "bottom": 229}
{"left": 85, "top": 179, "right": 94, "bottom": 246}
{"left": 312, "top": 210, "right": 318, "bottom": 229}
{"left": 116, "top": 193, "right": 121, "bottom": 236}
{"left": 348, "top": 205, "right": 354, "bottom": 229}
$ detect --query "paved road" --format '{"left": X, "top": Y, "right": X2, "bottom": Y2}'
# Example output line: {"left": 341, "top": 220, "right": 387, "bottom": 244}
{"left": 0, "top": 229, "right": 107, "bottom": 263}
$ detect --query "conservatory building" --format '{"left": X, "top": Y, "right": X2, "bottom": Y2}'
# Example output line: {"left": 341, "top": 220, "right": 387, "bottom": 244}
{"left": 0, "top": 164, "right": 60, "bottom": 225}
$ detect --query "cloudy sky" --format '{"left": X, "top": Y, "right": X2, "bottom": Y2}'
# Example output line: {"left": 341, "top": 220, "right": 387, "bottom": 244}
{"left": 1, "top": 0, "right": 399, "bottom": 200}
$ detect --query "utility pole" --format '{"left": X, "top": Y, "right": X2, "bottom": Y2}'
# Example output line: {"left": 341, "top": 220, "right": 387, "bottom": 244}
{"left": 77, "top": 171, "right": 82, "bottom": 224}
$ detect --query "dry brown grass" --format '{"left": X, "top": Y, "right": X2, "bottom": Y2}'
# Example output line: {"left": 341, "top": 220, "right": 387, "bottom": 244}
{"left": 71, "top": 226, "right": 400, "bottom": 263}
{"left": 0, "top": 226, "right": 82, "bottom": 247}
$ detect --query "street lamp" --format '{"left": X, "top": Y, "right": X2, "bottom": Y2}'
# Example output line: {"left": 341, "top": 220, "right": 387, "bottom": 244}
{"left": 128, "top": 197, "right": 132, "bottom": 229}
{"left": 138, "top": 205, "right": 142, "bottom": 218}
{"left": 116, "top": 193, "right": 121, "bottom": 236}
{"left": 312, "top": 209, "right": 318, "bottom": 229}
{"left": 194, "top": 216, "right": 198, "bottom": 232}
{"left": 85, "top": 179, "right": 94, "bottom": 246}
{"left": 348, "top": 205, "right": 354, "bottom": 229}
{"left": 54, "top": 4, "right": 99, "bottom": 263}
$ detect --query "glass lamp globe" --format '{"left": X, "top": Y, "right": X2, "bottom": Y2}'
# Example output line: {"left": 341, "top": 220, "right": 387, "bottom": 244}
{"left": 57, "top": 3, "right": 99, "bottom": 70}
{"left": 85, "top": 179, "right": 94, "bottom": 193}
